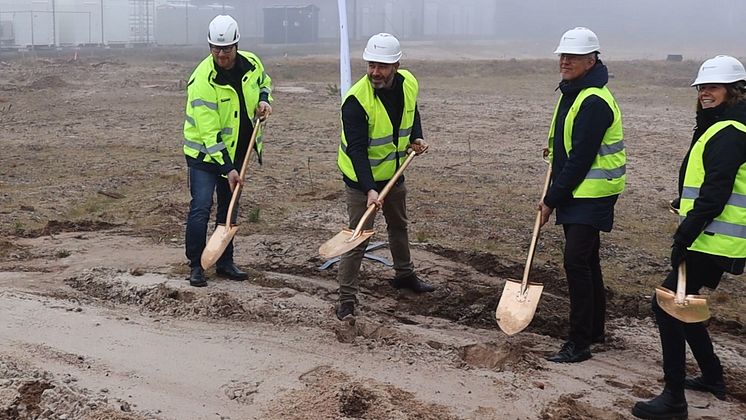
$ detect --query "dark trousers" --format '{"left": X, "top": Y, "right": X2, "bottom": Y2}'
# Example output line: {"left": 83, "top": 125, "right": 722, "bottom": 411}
{"left": 563, "top": 224, "right": 605, "bottom": 348}
{"left": 184, "top": 166, "right": 239, "bottom": 269}
{"left": 337, "top": 183, "right": 415, "bottom": 303}
{"left": 652, "top": 251, "right": 724, "bottom": 391}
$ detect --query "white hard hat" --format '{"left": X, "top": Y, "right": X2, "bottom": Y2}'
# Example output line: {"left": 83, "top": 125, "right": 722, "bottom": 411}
{"left": 363, "top": 33, "right": 402, "bottom": 64}
{"left": 554, "top": 27, "right": 600, "bottom": 55}
{"left": 208, "top": 15, "right": 240, "bottom": 46}
{"left": 692, "top": 55, "right": 746, "bottom": 86}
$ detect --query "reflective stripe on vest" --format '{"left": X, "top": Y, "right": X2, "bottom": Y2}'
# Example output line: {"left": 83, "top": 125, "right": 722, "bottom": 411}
{"left": 337, "top": 69, "right": 419, "bottom": 182}
{"left": 547, "top": 86, "right": 626, "bottom": 198}
{"left": 680, "top": 120, "right": 746, "bottom": 258}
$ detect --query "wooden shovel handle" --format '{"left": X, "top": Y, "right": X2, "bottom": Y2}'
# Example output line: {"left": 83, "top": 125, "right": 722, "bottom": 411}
{"left": 675, "top": 260, "right": 687, "bottom": 304}
{"left": 225, "top": 119, "right": 263, "bottom": 229}
{"left": 520, "top": 164, "right": 552, "bottom": 291}
{"left": 350, "top": 150, "right": 417, "bottom": 237}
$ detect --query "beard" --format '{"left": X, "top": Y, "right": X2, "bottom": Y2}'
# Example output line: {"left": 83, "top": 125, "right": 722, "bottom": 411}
{"left": 369, "top": 73, "right": 394, "bottom": 89}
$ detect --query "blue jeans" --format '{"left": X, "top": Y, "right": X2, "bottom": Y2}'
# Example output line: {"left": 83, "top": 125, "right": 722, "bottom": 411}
{"left": 185, "top": 167, "right": 239, "bottom": 268}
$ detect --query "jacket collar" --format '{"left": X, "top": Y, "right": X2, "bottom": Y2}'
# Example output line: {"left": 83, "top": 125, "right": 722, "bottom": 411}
{"left": 558, "top": 59, "right": 609, "bottom": 95}
{"left": 212, "top": 52, "right": 256, "bottom": 85}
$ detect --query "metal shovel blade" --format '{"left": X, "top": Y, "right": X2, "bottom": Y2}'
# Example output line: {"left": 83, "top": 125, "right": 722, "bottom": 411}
{"left": 318, "top": 228, "right": 375, "bottom": 259}
{"left": 200, "top": 224, "right": 239, "bottom": 269}
{"left": 654, "top": 286, "right": 710, "bottom": 323}
{"left": 495, "top": 279, "right": 545, "bottom": 335}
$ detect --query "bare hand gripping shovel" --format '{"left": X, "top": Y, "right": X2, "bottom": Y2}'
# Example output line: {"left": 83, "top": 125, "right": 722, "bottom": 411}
{"left": 655, "top": 261, "right": 710, "bottom": 323}
{"left": 495, "top": 164, "right": 552, "bottom": 335}
{"left": 319, "top": 150, "right": 416, "bottom": 259}
{"left": 200, "top": 119, "right": 263, "bottom": 270}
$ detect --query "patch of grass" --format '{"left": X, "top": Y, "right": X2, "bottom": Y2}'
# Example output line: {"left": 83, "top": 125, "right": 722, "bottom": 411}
{"left": 325, "top": 83, "right": 339, "bottom": 96}
{"left": 67, "top": 196, "right": 111, "bottom": 218}
{"left": 55, "top": 249, "right": 71, "bottom": 258}
{"left": 247, "top": 207, "right": 261, "bottom": 223}
{"left": 12, "top": 221, "right": 25, "bottom": 235}
{"left": 414, "top": 230, "right": 430, "bottom": 243}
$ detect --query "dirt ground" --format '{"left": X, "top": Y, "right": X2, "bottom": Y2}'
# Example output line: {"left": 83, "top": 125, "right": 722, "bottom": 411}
{"left": 0, "top": 44, "right": 745, "bottom": 419}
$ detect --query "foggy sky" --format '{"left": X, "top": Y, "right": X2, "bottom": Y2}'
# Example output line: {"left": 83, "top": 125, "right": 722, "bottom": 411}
{"left": 0, "top": 0, "right": 743, "bottom": 59}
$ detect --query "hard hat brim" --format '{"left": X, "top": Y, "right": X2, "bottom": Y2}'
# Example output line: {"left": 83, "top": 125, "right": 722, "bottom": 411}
{"left": 553, "top": 47, "right": 600, "bottom": 55}
{"left": 692, "top": 75, "right": 746, "bottom": 86}
{"left": 363, "top": 50, "right": 402, "bottom": 64}
{"left": 207, "top": 36, "right": 240, "bottom": 47}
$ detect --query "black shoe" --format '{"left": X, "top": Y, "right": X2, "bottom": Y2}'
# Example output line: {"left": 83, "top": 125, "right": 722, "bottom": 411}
{"left": 216, "top": 263, "right": 248, "bottom": 281}
{"left": 391, "top": 273, "right": 435, "bottom": 293}
{"left": 546, "top": 341, "right": 591, "bottom": 363}
{"left": 189, "top": 267, "right": 207, "bottom": 287}
{"left": 632, "top": 387, "right": 688, "bottom": 419}
{"left": 336, "top": 302, "right": 355, "bottom": 321}
{"left": 685, "top": 376, "right": 726, "bottom": 401}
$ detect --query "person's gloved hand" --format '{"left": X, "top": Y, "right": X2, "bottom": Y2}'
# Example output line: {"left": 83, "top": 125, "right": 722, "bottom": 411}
{"left": 670, "top": 241, "right": 688, "bottom": 269}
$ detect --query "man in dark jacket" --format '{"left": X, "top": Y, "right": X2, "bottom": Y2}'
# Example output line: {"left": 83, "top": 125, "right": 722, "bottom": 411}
{"left": 539, "top": 27, "right": 626, "bottom": 363}
{"left": 334, "top": 33, "right": 435, "bottom": 321}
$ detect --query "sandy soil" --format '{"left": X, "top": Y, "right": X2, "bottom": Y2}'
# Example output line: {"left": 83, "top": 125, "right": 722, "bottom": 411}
{"left": 0, "top": 46, "right": 744, "bottom": 419}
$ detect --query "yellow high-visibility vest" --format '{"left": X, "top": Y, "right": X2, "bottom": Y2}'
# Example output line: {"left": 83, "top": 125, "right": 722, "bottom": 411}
{"left": 337, "top": 69, "right": 418, "bottom": 182}
{"left": 680, "top": 120, "right": 746, "bottom": 258}
{"left": 547, "top": 86, "right": 625, "bottom": 198}
{"left": 183, "top": 51, "right": 272, "bottom": 167}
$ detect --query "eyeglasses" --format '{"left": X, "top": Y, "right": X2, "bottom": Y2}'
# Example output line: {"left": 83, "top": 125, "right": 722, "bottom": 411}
{"left": 559, "top": 53, "right": 592, "bottom": 62}
{"left": 695, "top": 84, "right": 723, "bottom": 92}
{"left": 210, "top": 45, "right": 235, "bottom": 53}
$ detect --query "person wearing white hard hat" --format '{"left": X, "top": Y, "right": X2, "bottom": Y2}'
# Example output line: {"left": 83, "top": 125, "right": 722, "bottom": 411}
{"left": 539, "top": 27, "right": 626, "bottom": 363}
{"left": 334, "top": 32, "right": 433, "bottom": 321}
{"left": 632, "top": 55, "right": 746, "bottom": 419}
{"left": 182, "top": 15, "right": 273, "bottom": 287}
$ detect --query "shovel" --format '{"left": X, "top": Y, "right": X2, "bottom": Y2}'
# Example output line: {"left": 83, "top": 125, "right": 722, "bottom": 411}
{"left": 319, "top": 150, "right": 416, "bottom": 259}
{"left": 495, "top": 164, "right": 552, "bottom": 335}
{"left": 200, "top": 119, "right": 263, "bottom": 270}
{"left": 655, "top": 261, "right": 710, "bottom": 323}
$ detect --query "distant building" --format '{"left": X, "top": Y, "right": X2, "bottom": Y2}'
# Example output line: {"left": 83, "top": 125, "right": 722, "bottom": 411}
{"left": 153, "top": 0, "right": 501, "bottom": 45}
{"left": 0, "top": 0, "right": 149, "bottom": 48}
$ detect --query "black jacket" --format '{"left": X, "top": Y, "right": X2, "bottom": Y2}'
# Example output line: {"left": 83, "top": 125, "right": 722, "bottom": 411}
{"left": 341, "top": 72, "right": 423, "bottom": 192}
{"left": 543, "top": 59, "right": 618, "bottom": 232}
{"left": 675, "top": 99, "right": 746, "bottom": 274}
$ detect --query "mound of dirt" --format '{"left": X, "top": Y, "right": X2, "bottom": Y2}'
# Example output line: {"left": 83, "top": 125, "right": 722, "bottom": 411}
{"left": 262, "top": 366, "right": 460, "bottom": 420}
{"left": 541, "top": 393, "right": 626, "bottom": 420}
{"left": 457, "top": 340, "right": 544, "bottom": 373}
{"left": 64, "top": 268, "right": 255, "bottom": 320}
{"left": 27, "top": 76, "right": 69, "bottom": 90}
{"left": 38, "top": 220, "right": 120, "bottom": 237}
{"left": 0, "top": 355, "right": 149, "bottom": 420}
